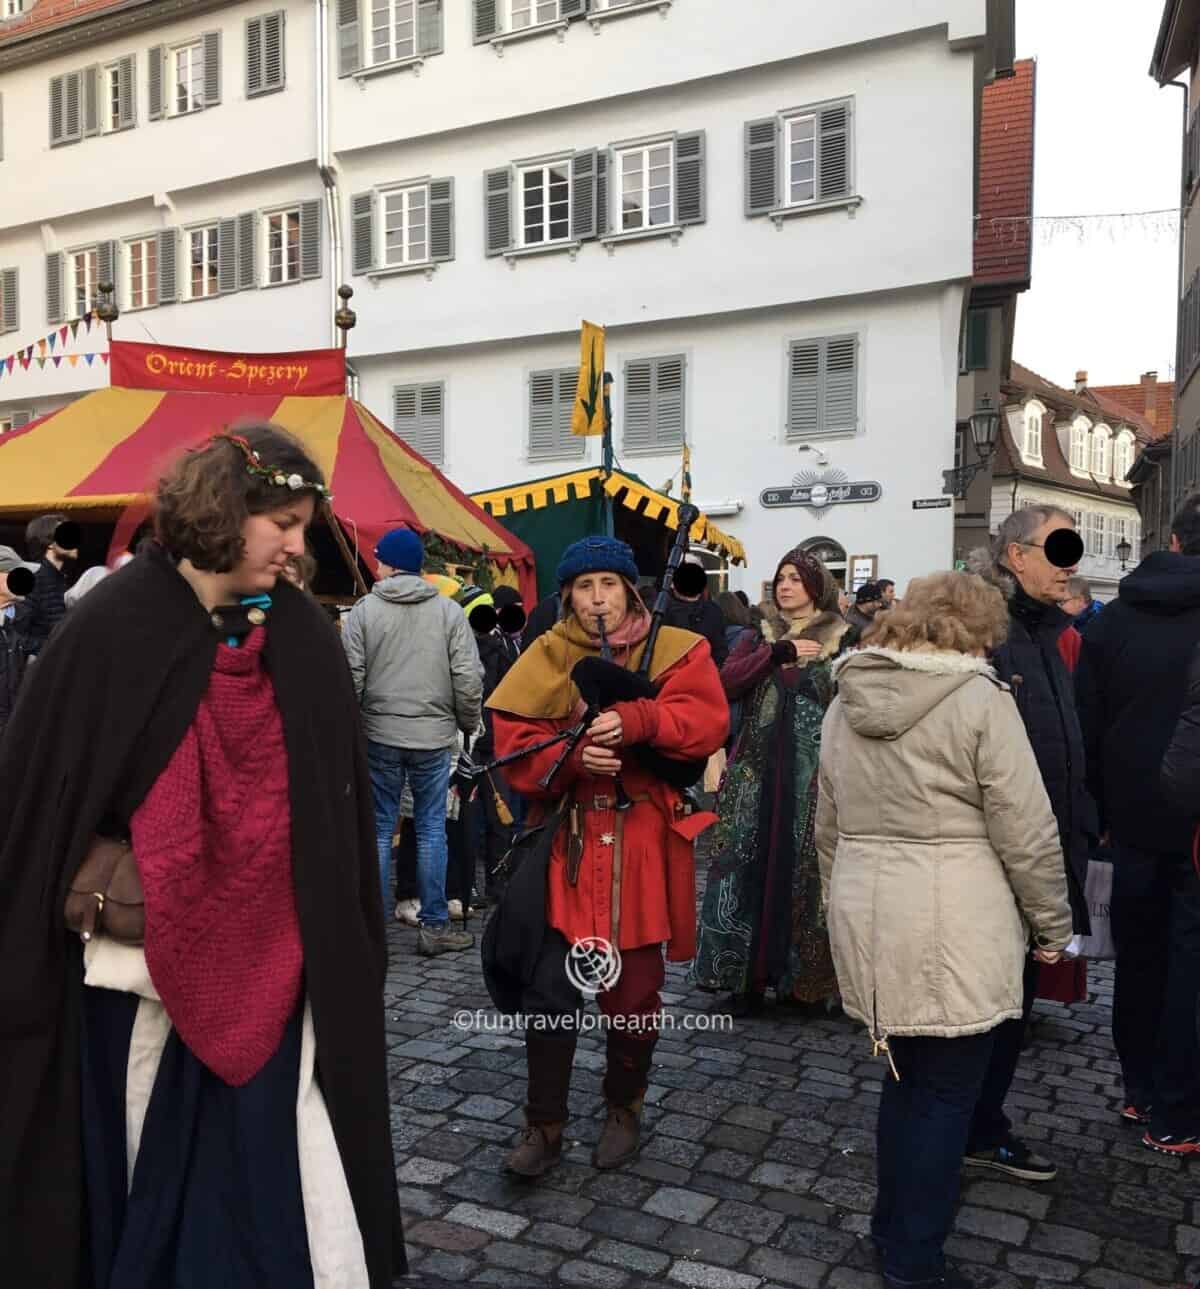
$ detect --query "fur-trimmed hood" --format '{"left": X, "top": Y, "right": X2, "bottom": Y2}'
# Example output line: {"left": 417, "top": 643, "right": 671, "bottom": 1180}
{"left": 833, "top": 646, "right": 1002, "bottom": 741}
{"left": 761, "top": 610, "right": 848, "bottom": 663}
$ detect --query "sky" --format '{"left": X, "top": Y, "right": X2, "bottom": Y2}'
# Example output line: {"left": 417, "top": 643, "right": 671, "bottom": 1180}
{"left": 1012, "top": 0, "right": 1181, "bottom": 389}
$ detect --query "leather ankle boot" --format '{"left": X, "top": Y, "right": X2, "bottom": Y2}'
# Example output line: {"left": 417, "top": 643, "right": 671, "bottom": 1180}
{"left": 505, "top": 1030, "right": 576, "bottom": 1178}
{"left": 505, "top": 1122, "right": 564, "bottom": 1177}
{"left": 595, "top": 1099, "right": 643, "bottom": 1170}
{"left": 594, "top": 1031, "right": 656, "bottom": 1169}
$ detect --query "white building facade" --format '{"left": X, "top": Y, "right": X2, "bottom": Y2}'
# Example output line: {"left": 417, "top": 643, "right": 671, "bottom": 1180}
{"left": 0, "top": 0, "right": 1009, "bottom": 593}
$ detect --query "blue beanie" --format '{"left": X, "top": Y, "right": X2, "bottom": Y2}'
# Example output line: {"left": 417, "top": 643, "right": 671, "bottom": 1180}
{"left": 556, "top": 535, "right": 639, "bottom": 586}
{"left": 375, "top": 527, "right": 423, "bottom": 574}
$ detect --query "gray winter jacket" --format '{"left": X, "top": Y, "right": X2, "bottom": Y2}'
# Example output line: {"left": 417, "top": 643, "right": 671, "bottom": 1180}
{"left": 342, "top": 574, "right": 483, "bottom": 751}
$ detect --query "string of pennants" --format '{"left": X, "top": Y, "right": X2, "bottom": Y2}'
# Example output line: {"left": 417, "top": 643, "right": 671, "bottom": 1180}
{"left": 0, "top": 311, "right": 110, "bottom": 382}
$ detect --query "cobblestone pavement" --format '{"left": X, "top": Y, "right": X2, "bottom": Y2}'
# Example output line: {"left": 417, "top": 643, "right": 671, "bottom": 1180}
{"left": 385, "top": 913, "right": 1197, "bottom": 1289}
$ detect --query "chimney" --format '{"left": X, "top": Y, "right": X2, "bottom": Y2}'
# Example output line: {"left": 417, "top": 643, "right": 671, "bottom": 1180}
{"left": 1142, "top": 370, "right": 1158, "bottom": 427}
{"left": 1074, "top": 370, "right": 1088, "bottom": 394}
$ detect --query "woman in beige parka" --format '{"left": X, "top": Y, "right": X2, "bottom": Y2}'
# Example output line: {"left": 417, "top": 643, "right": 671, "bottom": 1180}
{"left": 816, "top": 571, "right": 1072, "bottom": 1289}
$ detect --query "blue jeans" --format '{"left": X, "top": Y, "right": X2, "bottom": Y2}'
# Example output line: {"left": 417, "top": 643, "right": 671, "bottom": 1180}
{"left": 873, "top": 1030, "right": 996, "bottom": 1285}
{"left": 367, "top": 741, "right": 452, "bottom": 928}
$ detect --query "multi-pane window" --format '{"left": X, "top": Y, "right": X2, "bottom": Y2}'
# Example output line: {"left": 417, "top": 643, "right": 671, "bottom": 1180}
{"left": 786, "top": 114, "right": 816, "bottom": 205}
{"left": 70, "top": 247, "right": 98, "bottom": 317}
{"left": 617, "top": 142, "right": 673, "bottom": 232}
{"left": 511, "top": 0, "right": 559, "bottom": 30}
{"left": 1070, "top": 420, "right": 1090, "bottom": 472}
{"left": 371, "top": 0, "right": 417, "bottom": 64}
{"left": 172, "top": 42, "right": 204, "bottom": 116}
{"left": 1113, "top": 433, "right": 1134, "bottom": 484}
{"left": 103, "top": 63, "right": 121, "bottom": 131}
{"left": 187, "top": 225, "right": 219, "bottom": 300}
{"left": 1086, "top": 512, "right": 1105, "bottom": 557}
{"left": 382, "top": 186, "right": 428, "bottom": 266}
{"left": 1023, "top": 411, "right": 1042, "bottom": 463}
{"left": 125, "top": 237, "right": 157, "bottom": 310}
{"left": 529, "top": 367, "right": 586, "bottom": 461}
{"left": 520, "top": 161, "right": 571, "bottom": 246}
{"left": 3, "top": 0, "right": 25, "bottom": 16}
{"left": 1091, "top": 430, "right": 1111, "bottom": 478}
{"left": 265, "top": 209, "right": 301, "bottom": 285}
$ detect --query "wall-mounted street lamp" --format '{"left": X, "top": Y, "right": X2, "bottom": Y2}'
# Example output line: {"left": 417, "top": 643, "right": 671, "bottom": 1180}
{"left": 1116, "top": 535, "right": 1133, "bottom": 571}
{"left": 943, "top": 394, "right": 1002, "bottom": 499}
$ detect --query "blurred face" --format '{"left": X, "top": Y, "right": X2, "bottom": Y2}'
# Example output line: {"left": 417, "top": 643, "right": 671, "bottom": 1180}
{"left": 569, "top": 571, "right": 629, "bottom": 636}
{"left": 1006, "top": 516, "right": 1078, "bottom": 606}
{"left": 837, "top": 588, "right": 850, "bottom": 615}
{"left": 1061, "top": 591, "right": 1088, "bottom": 618}
{"left": 881, "top": 584, "right": 895, "bottom": 606}
{"left": 774, "top": 564, "right": 813, "bottom": 618}
{"left": 229, "top": 495, "right": 316, "bottom": 595}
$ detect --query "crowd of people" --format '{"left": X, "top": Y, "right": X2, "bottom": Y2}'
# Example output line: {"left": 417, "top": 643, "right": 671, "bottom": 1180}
{"left": 0, "top": 424, "right": 1197, "bottom": 1289}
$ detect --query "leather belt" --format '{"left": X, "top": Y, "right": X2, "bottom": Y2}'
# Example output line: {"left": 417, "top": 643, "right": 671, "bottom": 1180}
{"left": 581, "top": 793, "right": 648, "bottom": 811}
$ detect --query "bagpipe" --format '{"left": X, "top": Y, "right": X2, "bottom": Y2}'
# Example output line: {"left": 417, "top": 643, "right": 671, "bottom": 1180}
{"left": 464, "top": 503, "right": 707, "bottom": 801}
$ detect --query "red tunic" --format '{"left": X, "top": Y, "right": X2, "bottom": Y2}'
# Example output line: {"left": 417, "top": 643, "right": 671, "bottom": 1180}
{"left": 493, "top": 639, "right": 728, "bottom": 961}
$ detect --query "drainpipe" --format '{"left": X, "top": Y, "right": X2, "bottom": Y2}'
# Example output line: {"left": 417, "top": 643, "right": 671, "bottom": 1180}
{"left": 316, "top": 0, "right": 342, "bottom": 347}
{"left": 1168, "top": 79, "right": 1188, "bottom": 523}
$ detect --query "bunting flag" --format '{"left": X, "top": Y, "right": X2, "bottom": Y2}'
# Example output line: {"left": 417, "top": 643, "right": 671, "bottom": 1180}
{"left": 67, "top": 354, "right": 78, "bottom": 368}
{"left": 36, "top": 358, "right": 46, "bottom": 370}
{"left": 70, "top": 320, "right": 80, "bottom": 340}
{"left": 37, "top": 340, "right": 47, "bottom": 357}
{"left": 53, "top": 356, "right": 62, "bottom": 368}
{"left": 84, "top": 314, "right": 93, "bottom": 333}
{"left": 101, "top": 353, "right": 110, "bottom": 365}
{"left": 5, "top": 358, "right": 12, "bottom": 373}
{"left": 84, "top": 354, "right": 95, "bottom": 367}
{"left": 48, "top": 334, "right": 56, "bottom": 353}
{"left": 59, "top": 326, "right": 69, "bottom": 345}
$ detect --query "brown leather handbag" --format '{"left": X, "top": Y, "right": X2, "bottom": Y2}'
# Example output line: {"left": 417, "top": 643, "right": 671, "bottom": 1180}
{"left": 65, "top": 836, "right": 145, "bottom": 945}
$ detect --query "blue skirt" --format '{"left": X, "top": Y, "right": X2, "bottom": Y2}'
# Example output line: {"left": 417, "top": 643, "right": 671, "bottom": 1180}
{"left": 81, "top": 986, "right": 315, "bottom": 1289}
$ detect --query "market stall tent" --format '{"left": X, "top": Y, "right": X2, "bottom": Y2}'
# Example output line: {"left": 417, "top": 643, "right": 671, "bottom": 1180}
{"left": 0, "top": 341, "right": 536, "bottom": 605}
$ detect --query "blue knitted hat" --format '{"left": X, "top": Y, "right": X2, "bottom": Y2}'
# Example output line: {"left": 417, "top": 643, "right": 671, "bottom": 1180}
{"left": 556, "top": 535, "right": 639, "bottom": 586}
{"left": 375, "top": 527, "right": 424, "bottom": 574}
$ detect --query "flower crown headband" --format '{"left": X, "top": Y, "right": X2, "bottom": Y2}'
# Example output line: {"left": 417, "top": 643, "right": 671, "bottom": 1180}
{"left": 214, "top": 433, "right": 333, "bottom": 502}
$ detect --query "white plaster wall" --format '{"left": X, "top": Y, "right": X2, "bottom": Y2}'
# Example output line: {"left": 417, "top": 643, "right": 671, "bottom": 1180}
{"left": 354, "top": 282, "right": 961, "bottom": 593}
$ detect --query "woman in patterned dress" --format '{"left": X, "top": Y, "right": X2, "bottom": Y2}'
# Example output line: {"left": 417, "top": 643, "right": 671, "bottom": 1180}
{"left": 691, "top": 547, "right": 849, "bottom": 1015}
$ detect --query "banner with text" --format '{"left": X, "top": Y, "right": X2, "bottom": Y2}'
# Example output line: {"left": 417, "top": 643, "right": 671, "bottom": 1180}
{"left": 110, "top": 341, "right": 346, "bottom": 396}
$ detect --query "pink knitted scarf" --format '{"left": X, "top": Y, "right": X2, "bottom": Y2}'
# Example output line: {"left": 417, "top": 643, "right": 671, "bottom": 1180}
{"left": 130, "top": 627, "right": 303, "bottom": 1086}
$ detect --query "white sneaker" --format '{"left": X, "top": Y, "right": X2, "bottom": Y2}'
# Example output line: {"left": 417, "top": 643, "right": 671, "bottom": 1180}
{"left": 447, "top": 899, "right": 464, "bottom": 920}
{"left": 394, "top": 898, "right": 420, "bottom": 926}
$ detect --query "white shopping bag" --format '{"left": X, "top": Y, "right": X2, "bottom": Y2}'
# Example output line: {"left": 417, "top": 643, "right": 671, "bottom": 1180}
{"left": 1074, "top": 856, "right": 1114, "bottom": 961}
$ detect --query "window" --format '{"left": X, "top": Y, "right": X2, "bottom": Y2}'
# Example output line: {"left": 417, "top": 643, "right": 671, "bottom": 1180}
{"left": 264, "top": 209, "right": 301, "bottom": 285}
{"left": 1022, "top": 403, "right": 1043, "bottom": 465}
{"left": 371, "top": 0, "right": 420, "bottom": 64}
{"left": 187, "top": 225, "right": 220, "bottom": 300}
{"left": 1070, "top": 418, "right": 1090, "bottom": 473}
{"left": 529, "top": 367, "right": 586, "bottom": 461}
{"left": 393, "top": 381, "right": 445, "bottom": 465}
{"left": 125, "top": 237, "right": 157, "bottom": 310}
{"left": 746, "top": 100, "right": 854, "bottom": 217}
{"left": 246, "top": 11, "right": 285, "bottom": 96}
{"left": 150, "top": 33, "right": 219, "bottom": 120}
{"left": 172, "top": 42, "right": 205, "bottom": 115}
{"left": 1091, "top": 426, "right": 1111, "bottom": 479}
{"left": 511, "top": 0, "right": 559, "bottom": 29}
{"left": 70, "top": 247, "right": 98, "bottom": 318}
{"left": 382, "top": 186, "right": 428, "bottom": 266}
{"left": 960, "top": 310, "right": 989, "bottom": 372}
{"left": 954, "top": 422, "right": 967, "bottom": 472}
{"left": 3, "top": 1, "right": 25, "bottom": 17}
{"left": 1086, "top": 512, "right": 1104, "bottom": 557}
{"left": 1, "top": 267, "right": 16, "bottom": 335}
{"left": 786, "top": 334, "right": 858, "bottom": 439}
{"left": 1109, "top": 516, "right": 1128, "bottom": 560}
{"left": 617, "top": 140, "right": 673, "bottom": 232}
{"left": 1113, "top": 432, "right": 1135, "bottom": 484}
{"left": 519, "top": 160, "right": 571, "bottom": 246}
{"left": 103, "top": 63, "right": 122, "bottom": 131}
{"left": 339, "top": 0, "right": 442, "bottom": 75}
{"left": 623, "top": 355, "right": 685, "bottom": 453}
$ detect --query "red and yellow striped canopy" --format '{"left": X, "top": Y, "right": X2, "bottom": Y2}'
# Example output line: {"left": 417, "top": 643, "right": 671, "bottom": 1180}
{"left": 0, "top": 378, "right": 536, "bottom": 602}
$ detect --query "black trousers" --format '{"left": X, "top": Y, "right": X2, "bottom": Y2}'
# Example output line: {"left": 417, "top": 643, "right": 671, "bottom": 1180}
{"left": 966, "top": 954, "right": 1039, "bottom": 1153}
{"left": 874, "top": 1030, "right": 996, "bottom": 1284}
{"left": 1111, "top": 841, "right": 1200, "bottom": 1136}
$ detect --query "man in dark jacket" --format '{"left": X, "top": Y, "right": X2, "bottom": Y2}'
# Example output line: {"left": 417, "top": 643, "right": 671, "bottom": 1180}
{"left": 1079, "top": 494, "right": 1200, "bottom": 1155}
{"left": 662, "top": 557, "right": 728, "bottom": 668}
{"left": 12, "top": 512, "right": 75, "bottom": 657}
{"left": 965, "top": 504, "right": 1090, "bottom": 1186}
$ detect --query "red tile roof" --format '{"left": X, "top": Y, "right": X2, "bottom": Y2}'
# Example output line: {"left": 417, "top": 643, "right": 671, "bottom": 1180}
{"left": 0, "top": 0, "right": 141, "bottom": 47}
{"left": 1089, "top": 379, "right": 1176, "bottom": 440}
{"left": 974, "top": 58, "right": 1036, "bottom": 287}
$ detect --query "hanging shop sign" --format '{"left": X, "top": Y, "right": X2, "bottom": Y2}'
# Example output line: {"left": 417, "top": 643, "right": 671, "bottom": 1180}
{"left": 759, "top": 468, "right": 882, "bottom": 516}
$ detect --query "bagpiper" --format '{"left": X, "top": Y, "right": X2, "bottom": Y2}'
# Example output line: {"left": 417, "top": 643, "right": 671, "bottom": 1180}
{"left": 486, "top": 534, "right": 728, "bottom": 1177}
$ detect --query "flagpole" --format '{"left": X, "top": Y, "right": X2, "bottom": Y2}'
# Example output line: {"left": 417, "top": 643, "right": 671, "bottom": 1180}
{"left": 602, "top": 369, "right": 614, "bottom": 537}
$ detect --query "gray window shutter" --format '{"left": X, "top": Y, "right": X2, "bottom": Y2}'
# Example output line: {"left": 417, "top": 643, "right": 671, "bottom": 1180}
{"left": 97, "top": 240, "right": 117, "bottom": 292}
{"left": 418, "top": 0, "right": 443, "bottom": 55}
{"left": 351, "top": 191, "right": 375, "bottom": 274}
{"left": 822, "top": 335, "right": 858, "bottom": 434}
{"left": 217, "top": 217, "right": 238, "bottom": 293}
{"left": 248, "top": 12, "right": 286, "bottom": 97}
{"left": 675, "top": 130, "right": 705, "bottom": 226}
{"left": 247, "top": 17, "right": 264, "bottom": 96}
{"left": 473, "top": 0, "right": 499, "bottom": 43}
{"left": 236, "top": 211, "right": 258, "bottom": 289}
{"left": 654, "top": 355, "right": 685, "bottom": 449}
{"left": 49, "top": 75, "right": 64, "bottom": 146}
{"left": 561, "top": 0, "right": 586, "bottom": 15}
{"left": 429, "top": 179, "right": 454, "bottom": 262}
{"left": 299, "top": 199, "right": 322, "bottom": 279}
{"left": 46, "top": 252, "right": 63, "bottom": 324}
{"left": 83, "top": 64, "right": 101, "bottom": 137}
{"left": 203, "top": 31, "right": 221, "bottom": 107}
{"left": 745, "top": 116, "right": 778, "bottom": 216}
{"left": 148, "top": 45, "right": 165, "bottom": 120}
{"left": 118, "top": 54, "right": 136, "bottom": 128}
{"left": 623, "top": 359, "right": 652, "bottom": 452}
{"left": 817, "top": 101, "right": 851, "bottom": 201}
{"left": 1, "top": 268, "right": 17, "bottom": 334}
{"left": 484, "top": 167, "right": 513, "bottom": 257}
{"left": 571, "top": 148, "right": 597, "bottom": 241}
{"left": 624, "top": 356, "right": 684, "bottom": 452}
{"left": 787, "top": 341, "right": 819, "bottom": 438}
{"left": 157, "top": 229, "right": 178, "bottom": 304}
{"left": 394, "top": 383, "right": 445, "bottom": 465}
{"left": 529, "top": 368, "right": 584, "bottom": 461}
{"left": 337, "top": 0, "right": 361, "bottom": 75}
{"left": 64, "top": 70, "right": 82, "bottom": 144}
{"left": 596, "top": 150, "right": 609, "bottom": 236}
